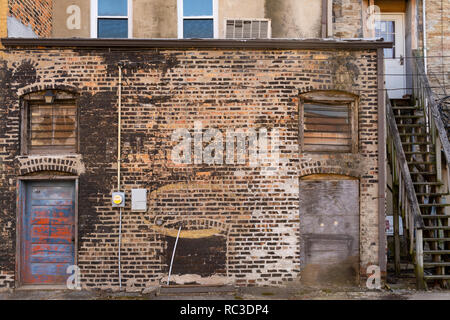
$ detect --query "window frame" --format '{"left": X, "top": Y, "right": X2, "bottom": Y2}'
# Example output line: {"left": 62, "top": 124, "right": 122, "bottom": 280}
{"left": 91, "top": 0, "right": 133, "bottom": 38}
{"left": 177, "top": 0, "right": 218, "bottom": 39}
{"left": 299, "top": 91, "right": 359, "bottom": 154}
{"left": 21, "top": 91, "right": 79, "bottom": 155}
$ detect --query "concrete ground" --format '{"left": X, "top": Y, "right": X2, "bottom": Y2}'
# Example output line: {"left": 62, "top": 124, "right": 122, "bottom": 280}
{"left": 1, "top": 282, "right": 449, "bottom": 300}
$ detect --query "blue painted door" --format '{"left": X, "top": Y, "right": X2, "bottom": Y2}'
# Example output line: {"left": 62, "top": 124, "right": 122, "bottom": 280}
{"left": 22, "top": 181, "right": 75, "bottom": 285}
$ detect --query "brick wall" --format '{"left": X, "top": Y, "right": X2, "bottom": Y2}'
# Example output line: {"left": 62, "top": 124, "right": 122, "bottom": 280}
{"left": 333, "top": 0, "right": 364, "bottom": 38}
{"left": 0, "top": 0, "right": 7, "bottom": 39}
{"left": 8, "top": 0, "right": 52, "bottom": 37}
{"left": 423, "top": 0, "right": 449, "bottom": 99}
{"left": 0, "top": 270, "right": 14, "bottom": 289}
{"left": 0, "top": 46, "right": 381, "bottom": 289}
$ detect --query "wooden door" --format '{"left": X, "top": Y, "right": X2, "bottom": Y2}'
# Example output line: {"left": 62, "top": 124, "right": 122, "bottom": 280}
{"left": 21, "top": 181, "right": 75, "bottom": 285}
{"left": 376, "top": 14, "right": 406, "bottom": 99}
{"left": 299, "top": 178, "right": 360, "bottom": 285}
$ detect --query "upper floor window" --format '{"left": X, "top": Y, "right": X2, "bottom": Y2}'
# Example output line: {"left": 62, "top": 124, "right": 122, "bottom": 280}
{"left": 375, "top": 20, "right": 395, "bottom": 59}
{"left": 91, "top": 0, "right": 132, "bottom": 38}
{"left": 299, "top": 91, "right": 359, "bottom": 153}
{"left": 178, "top": 0, "right": 218, "bottom": 38}
{"left": 22, "top": 91, "right": 78, "bottom": 155}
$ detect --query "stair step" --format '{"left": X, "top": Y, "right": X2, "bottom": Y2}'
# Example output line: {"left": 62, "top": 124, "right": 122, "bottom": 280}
{"left": 397, "top": 124, "right": 427, "bottom": 127}
{"left": 413, "top": 182, "right": 443, "bottom": 186}
{"left": 395, "top": 115, "right": 424, "bottom": 122}
{"left": 395, "top": 115, "right": 424, "bottom": 119}
{"left": 408, "top": 161, "right": 436, "bottom": 165}
{"left": 416, "top": 192, "right": 449, "bottom": 196}
{"left": 404, "top": 151, "right": 436, "bottom": 155}
{"left": 399, "top": 133, "right": 428, "bottom": 136}
{"left": 424, "top": 250, "right": 450, "bottom": 254}
{"left": 401, "top": 140, "right": 432, "bottom": 145}
{"left": 410, "top": 171, "right": 437, "bottom": 175}
{"left": 424, "top": 262, "right": 450, "bottom": 267}
{"left": 423, "top": 238, "right": 450, "bottom": 242}
{"left": 423, "top": 226, "right": 450, "bottom": 230}
{"left": 419, "top": 203, "right": 450, "bottom": 207}
{"left": 392, "top": 106, "right": 420, "bottom": 110}
{"left": 424, "top": 275, "right": 450, "bottom": 280}
{"left": 402, "top": 142, "right": 434, "bottom": 146}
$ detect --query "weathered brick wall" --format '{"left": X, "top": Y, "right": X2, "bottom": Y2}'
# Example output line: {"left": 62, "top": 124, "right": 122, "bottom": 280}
{"left": 0, "top": 0, "right": 7, "bottom": 39}
{"left": 333, "top": 0, "right": 363, "bottom": 38}
{"left": 421, "top": 0, "right": 449, "bottom": 99}
{"left": 0, "top": 270, "right": 14, "bottom": 289}
{"left": 0, "top": 46, "right": 380, "bottom": 289}
{"left": 0, "top": 55, "right": 16, "bottom": 284}
{"left": 8, "top": 0, "right": 52, "bottom": 37}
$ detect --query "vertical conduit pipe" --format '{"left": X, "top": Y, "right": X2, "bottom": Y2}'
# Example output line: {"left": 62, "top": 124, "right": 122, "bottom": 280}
{"left": 118, "top": 65, "right": 122, "bottom": 191}
{"left": 422, "top": 0, "right": 427, "bottom": 74}
{"left": 119, "top": 207, "right": 122, "bottom": 289}
{"left": 118, "top": 65, "right": 123, "bottom": 290}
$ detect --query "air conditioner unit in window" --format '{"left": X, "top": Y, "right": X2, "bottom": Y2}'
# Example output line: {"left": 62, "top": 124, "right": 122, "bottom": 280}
{"left": 225, "top": 19, "right": 271, "bottom": 39}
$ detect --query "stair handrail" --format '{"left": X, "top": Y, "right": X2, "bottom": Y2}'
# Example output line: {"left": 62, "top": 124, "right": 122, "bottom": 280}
{"left": 410, "top": 50, "right": 450, "bottom": 289}
{"left": 412, "top": 50, "right": 450, "bottom": 164}
{"left": 386, "top": 96, "right": 425, "bottom": 289}
{"left": 386, "top": 98, "right": 425, "bottom": 230}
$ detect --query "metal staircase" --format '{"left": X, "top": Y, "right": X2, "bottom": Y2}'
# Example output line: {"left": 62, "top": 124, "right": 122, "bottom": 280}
{"left": 386, "top": 52, "right": 450, "bottom": 289}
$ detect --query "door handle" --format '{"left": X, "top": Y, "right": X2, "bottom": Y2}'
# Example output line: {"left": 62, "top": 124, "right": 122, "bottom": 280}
{"left": 400, "top": 55, "right": 404, "bottom": 66}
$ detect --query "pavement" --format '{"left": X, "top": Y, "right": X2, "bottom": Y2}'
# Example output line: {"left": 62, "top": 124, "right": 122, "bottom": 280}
{"left": 0, "top": 282, "right": 449, "bottom": 300}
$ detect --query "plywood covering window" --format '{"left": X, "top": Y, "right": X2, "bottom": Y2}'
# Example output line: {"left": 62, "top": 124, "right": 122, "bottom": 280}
{"left": 300, "top": 91, "right": 358, "bottom": 153}
{"left": 22, "top": 92, "right": 78, "bottom": 155}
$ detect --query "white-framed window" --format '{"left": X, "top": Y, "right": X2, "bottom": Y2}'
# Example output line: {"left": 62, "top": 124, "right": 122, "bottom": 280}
{"left": 177, "top": 0, "right": 218, "bottom": 39}
{"left": 91, "top": 0, "right": 133, "bottom": 38}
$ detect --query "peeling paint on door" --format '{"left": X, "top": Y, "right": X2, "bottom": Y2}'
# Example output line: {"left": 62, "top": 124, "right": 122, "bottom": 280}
{"left": 22, "top": 181, "right": 75, "bottom": 285}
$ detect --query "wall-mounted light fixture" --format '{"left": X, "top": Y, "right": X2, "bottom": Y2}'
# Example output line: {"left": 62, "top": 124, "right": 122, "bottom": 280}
{"left": 44, "top": 90, "right": 55, "bottom": 104}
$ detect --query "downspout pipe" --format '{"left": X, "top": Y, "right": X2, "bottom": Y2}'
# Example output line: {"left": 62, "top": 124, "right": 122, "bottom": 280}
{"left": 422, "top": 0, "right": 427, "bottom": 74}
{"left": 118, "top": 65, "right": 122, "bottom": 191}
{"left": 118, "top": 64, "right": 123, "bottom": 290}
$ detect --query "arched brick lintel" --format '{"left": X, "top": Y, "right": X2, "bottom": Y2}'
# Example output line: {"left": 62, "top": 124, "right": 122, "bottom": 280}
{"left": 18, "top": 83, "right": 79, "bottom": 97}
{"left": 298, "top": 85, "right": 361, "bottom": 98}
{"left": 17, "top": 156, "right": 83, "bottom": 176}
{"left": 299, "top": 160, "right": 361, "bottom": 179}
{"left": 164, "top": 218, "right": 230, "bottom": 236}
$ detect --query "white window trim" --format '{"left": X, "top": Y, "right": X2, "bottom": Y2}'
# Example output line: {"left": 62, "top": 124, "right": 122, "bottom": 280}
{"left": 177, "top": 0, "right": 218, "bottom": 39}
{"left": 91, "top": 0, "right": 133, "bottom": 38}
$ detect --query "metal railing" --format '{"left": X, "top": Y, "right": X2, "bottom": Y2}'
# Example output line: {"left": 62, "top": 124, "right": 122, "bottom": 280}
{"left": 412, "top": 51, "right": 450, "bottom": 164}
{"left": 386, "top": 51, "right": 450, "bottom": 289}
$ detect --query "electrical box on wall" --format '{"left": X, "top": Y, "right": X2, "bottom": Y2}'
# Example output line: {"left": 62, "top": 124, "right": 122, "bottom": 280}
{"left": 112, "top": 192, "right": 125, "bottom": 207}
{"left": 131, "top": 189, "right": 147, "bottom": 212}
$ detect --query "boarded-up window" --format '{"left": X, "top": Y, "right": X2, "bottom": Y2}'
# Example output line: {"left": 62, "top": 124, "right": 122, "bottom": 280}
{"left": 300, "top": 91, "right": 358, "bottom": 153}
{"left": 22, "top": 91, "right": 78, "bottom": 155}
